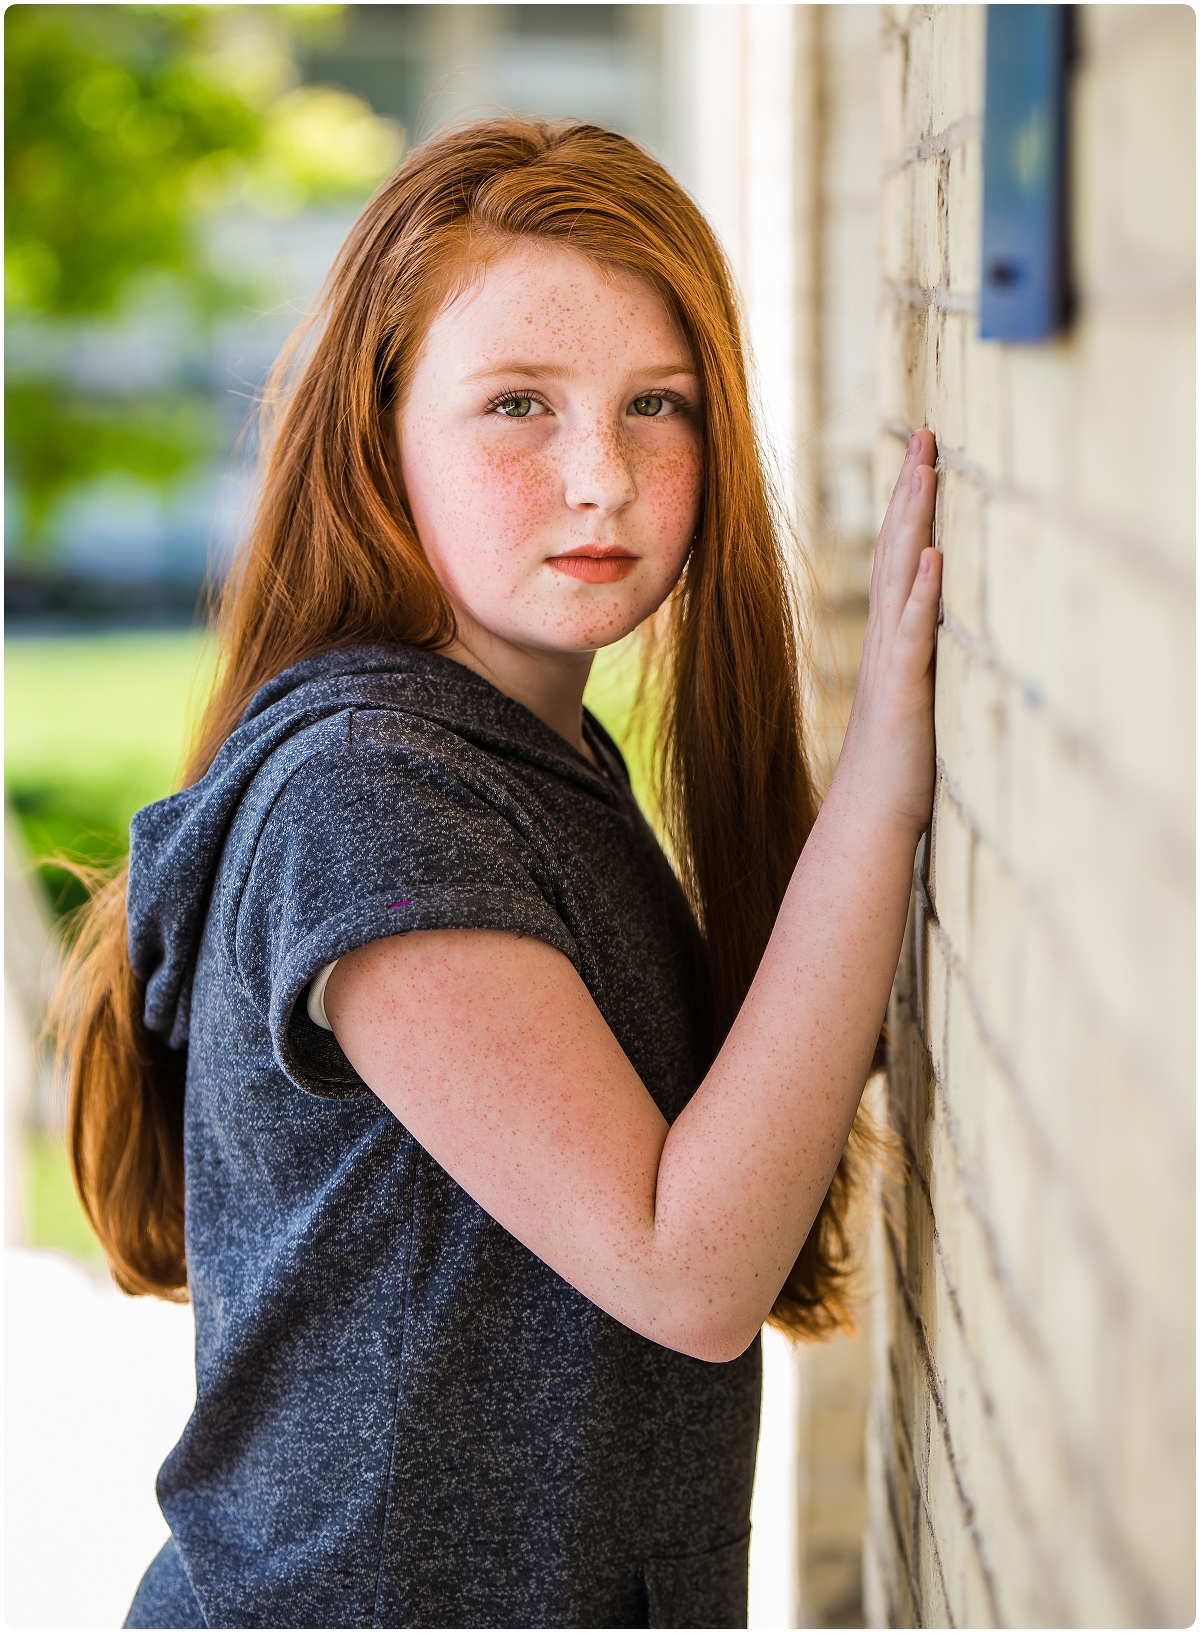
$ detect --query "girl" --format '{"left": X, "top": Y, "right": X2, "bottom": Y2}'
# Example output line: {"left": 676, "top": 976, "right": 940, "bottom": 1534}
{"left": 62, "top": 117, "right": 940, "bottom": 1629}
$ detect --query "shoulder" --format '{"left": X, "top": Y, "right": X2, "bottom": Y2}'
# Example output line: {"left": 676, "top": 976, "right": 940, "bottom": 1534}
{"left": 239, "top": 704, "right": 488, "bottom": 830}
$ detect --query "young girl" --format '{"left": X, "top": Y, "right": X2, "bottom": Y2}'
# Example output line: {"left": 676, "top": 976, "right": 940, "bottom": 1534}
{"left": 63, "top": 117, "right": 940, "bottom": 1630}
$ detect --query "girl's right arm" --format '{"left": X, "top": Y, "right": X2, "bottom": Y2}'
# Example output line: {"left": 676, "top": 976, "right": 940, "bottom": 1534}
{"left": 326, "top": 430, "right": 942, "bottom": 1362}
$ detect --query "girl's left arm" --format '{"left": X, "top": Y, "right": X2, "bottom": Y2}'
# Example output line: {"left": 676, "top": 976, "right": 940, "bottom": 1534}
{"left": 326, "top": 431, "right": 941, "bottom": 1363}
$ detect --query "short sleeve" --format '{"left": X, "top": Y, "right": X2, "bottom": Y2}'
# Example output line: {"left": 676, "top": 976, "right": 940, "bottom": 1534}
{"left": 233, "top": 711, "right": 581, "bottom": 1098}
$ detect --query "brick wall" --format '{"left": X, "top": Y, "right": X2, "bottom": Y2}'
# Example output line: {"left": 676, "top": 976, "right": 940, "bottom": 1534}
{"left": 865, "top": 6, "right": 1196, "bottom": 1626}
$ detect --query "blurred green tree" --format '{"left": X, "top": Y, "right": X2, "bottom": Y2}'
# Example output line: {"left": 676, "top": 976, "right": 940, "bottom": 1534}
{"left": 5, "top": 5, "right": 401, "bottom": 545}
{"left": 6, "top": 7, "right": 260, "bottom": 317}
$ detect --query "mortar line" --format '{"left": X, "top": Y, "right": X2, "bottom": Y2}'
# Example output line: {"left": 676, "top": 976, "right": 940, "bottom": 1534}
{"left": 895, "top": 884, "right": 1173, "bottom": 1625}
{"left": 876, "top": 414, "right": 1196, "bottom": 599}
{"left": 884, "top": 995, "right": 1079, "bottom": 1619}
{"left": 930, "top": 751, "right": 1193, "bottom": 1123}
{"left": 880, "top": 113, "right": 982, "bottom": 178}
{"left": 936, "top": 607, "right": 1193, "bottom": 879}
{"left": 883, "top": 1216, "right": 1003, "bottom": 1625}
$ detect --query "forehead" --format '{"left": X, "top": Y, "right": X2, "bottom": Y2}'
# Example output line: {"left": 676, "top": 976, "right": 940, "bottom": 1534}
{"left": 421, "top": 239, "right": 692, "bottom": 371}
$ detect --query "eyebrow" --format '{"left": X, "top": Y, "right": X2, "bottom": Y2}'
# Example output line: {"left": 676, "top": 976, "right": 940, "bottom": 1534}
{"left": 462, "top": 361, "right": 699, "bottom": 383}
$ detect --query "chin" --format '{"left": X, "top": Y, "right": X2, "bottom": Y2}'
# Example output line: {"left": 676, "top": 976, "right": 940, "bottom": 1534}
{"left": 541, "top": 604, "right": 650, "bottom": 653}
{"left": 542, "top": 578, "right": 673, "bottom": 649}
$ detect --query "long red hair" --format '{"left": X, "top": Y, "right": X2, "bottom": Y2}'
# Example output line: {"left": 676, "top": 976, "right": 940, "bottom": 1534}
{"left": 57, "top": 116, "right": 866, "bottom": 1336}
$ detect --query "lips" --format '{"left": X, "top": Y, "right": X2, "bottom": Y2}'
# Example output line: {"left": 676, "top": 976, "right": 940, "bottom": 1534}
{"left": 546, "top": 547, "right": 639, "bottom": 584}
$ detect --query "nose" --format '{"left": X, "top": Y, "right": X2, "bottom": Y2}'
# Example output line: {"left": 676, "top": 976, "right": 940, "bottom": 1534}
{"left": 561, "top": 417, "right": 638, "bottom": 517}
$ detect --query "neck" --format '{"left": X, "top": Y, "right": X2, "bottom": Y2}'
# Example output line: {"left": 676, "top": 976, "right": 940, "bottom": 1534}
{"left": 442, "top": 617, "right": 596, "bottom": 761}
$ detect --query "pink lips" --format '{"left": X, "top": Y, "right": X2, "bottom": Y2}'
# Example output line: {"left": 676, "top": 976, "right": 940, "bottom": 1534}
{"left": 547, "top": 548, "right": 639, "bottom": 584}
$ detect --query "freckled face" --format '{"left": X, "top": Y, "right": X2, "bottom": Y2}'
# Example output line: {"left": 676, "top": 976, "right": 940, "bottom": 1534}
{"left": 397, "top": 241, "right": 704, "bottom": 654}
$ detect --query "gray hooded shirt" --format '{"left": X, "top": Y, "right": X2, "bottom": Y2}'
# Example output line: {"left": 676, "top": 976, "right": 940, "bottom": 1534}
{"left": 124, "top": 642, "right": 760, "bottom": 1630}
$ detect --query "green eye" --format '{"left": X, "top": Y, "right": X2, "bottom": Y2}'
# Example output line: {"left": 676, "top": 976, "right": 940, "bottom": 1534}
{"left": 496, "top": 396, "right": 535, "bottom": 417}
{"left": 632, "top": 394, "right": 666, "bottom": 417}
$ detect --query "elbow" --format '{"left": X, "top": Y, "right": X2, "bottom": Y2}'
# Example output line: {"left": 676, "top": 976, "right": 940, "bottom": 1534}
{"left": 649, "top": 1307, "right": 763, "bottom": 1365}
{"left": 689, "top": 1325, "right": 762, "bottom": 1365}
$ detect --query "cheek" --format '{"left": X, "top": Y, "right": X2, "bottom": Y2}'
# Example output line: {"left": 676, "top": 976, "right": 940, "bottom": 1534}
{"left": 639, "top": 438, "right": 704, "bottom": 554}
{"left": 405, "top": 425, "right": 557, "bottom": 551}
{"left": 468, "top": 440, "right": 560, "bottom": 536}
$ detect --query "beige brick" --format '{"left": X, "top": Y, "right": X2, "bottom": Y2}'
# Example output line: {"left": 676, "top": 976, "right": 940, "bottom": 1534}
{"left": 941, "top": 966, "right": 987, "bottom": 1182}
{"left": 931, "top": 625, "right": 963, "bottom": 786}
{"left": 1038, "top": 519, "right": 1196, "bottom": 824}
{"left": 936, "top": 465, "right": 984, "bottom": 634}
{"left": 939, "top": 634, "right": 1010, "bottom": 850}
{"left": 1000, "top": 909, "right": 1193, "bottom": 1317}
{"left": 926, "top": 1107, "right": 985, "bottom": 1342}
{"left": 1069, "top": 1018, "right": 1194, "bottom": 1313}
{"left": 1073, "top": 8, "right": 1196, "bottom": 295}
{"left": 962, "top": 325, "right": 1011, "bottom": 481}
{"left": 1006, "top": 713, "right": 1194, "bottom": 1101}
{"left": 1115, "top": 1311, "right": 1198, "bottom": 1625}
{"left": 1051, "top": 1469, "right": 1148, "bottom": 1628}
{"left": 966, "top": 838, "right": 1022, "bottom": 1056}
{"left": 1000, "top": 908, "right": 1073, "bottom": 1152}
{"left": 949, "top": 1354, "right": 1068, "bottom": 1624}
{"left": 925, "top": 1079, "right": 968, "bottom": 1271}
{"left": 922, "top": 917, "right": 948, "bottom": 1081}
{"left": 876, "top": 298, "right": 922, "bottom": 436}
{"left": 910, "top": 158, "right": 943, "bottom": 291}
{"left": 981, "top": 495, "right": 1040, "bottom": 686}
{"left": 880, "top": 164, "right": 913, "bottom": 284}
{"left": 959, "top": 1522, "right": 997, "bottom": 1628}
{"left": 924, "top": 307, "right": 967, "bottom": 453}
{"left": 922, "top": 1422, "right": 963, "bottom": 1621}
{"left": 926, "top": 3, "right": 985, "bottom": 135}
{"left": 903, "top": 13, "right": 935, "bottom": 149}
{"left": 1073, "top": 304, "right": 1196, "bottom": 573}
{"left": 944, "top": 130, "right": 981, "bottom": 296}
{"left": 960, "top": 1302, "right": 1061, "bottom": 1601}
{"left": 1007, "top": 338, "right": 1082, "bottom": 504}
{"left": 927, "top": 775, "right": 972, "bottom": 959}
{"left": 977, "top": 1054, "right": 1047, "bottom": 1320}
{"left": 914, "top": 1501, "right": 950, "bottom": 1628}
{"left": 880, "top": 30, "right": 909, "bottom": 168}
{"left": 1037, "top": 1183, "right": 1115, "bottom": 1458}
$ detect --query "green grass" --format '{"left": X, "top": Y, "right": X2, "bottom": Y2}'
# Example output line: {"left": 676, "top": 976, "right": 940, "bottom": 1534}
{"left": 6, "top": 628, "right": 216, "bottom": 1263}
{"left": 22, "top": 1128, "right": 105, "bottom": 1265}
{"left": 5, "top": 628, "right": 218, "bottom": 915}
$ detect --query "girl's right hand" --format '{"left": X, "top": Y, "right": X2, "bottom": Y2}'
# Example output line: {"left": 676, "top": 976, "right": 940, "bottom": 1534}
{"left": 837, "top": 427, "right": 942, "bottom": 836}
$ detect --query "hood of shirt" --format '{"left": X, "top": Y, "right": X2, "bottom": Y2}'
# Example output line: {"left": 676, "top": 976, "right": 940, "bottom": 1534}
{"left": 127, "top": 641, "right": 624, "bottom": 1050}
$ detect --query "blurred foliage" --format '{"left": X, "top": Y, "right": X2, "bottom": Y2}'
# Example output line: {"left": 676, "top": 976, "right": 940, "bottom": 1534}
{"left": 6, "top": 7, "right": 259, "bottom": 318}
{"left": 5, "top": 5, "right": 403, "bottom": 546}
{"left": 7, "top": 381, "right": 227, "bottom": 539}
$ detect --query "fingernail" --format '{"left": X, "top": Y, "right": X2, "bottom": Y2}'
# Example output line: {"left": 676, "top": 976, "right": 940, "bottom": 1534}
{"left": 910, "top": 471, "right": 922, "bottom": 497}
{"left": 908, "top": 432, "right": 920, "bottom": 455}
{"left": 919, "top": 552, "right": 931, "bottom": 577}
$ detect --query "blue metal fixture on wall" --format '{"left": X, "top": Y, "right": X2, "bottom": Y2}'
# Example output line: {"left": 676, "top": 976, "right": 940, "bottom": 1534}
{"left": 980, "top": 5, "right": 1069, "bottom": 341}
